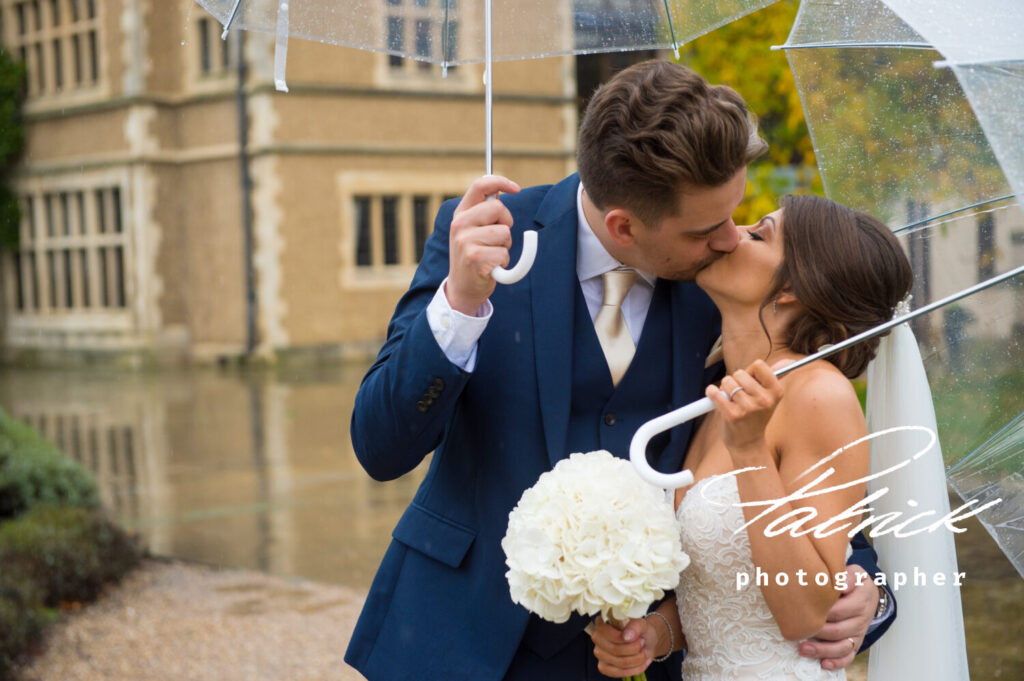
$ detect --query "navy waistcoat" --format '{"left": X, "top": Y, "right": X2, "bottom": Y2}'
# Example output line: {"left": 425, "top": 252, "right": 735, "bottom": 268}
{"left": 519, "top": 279, "right": 676, "bottom": 660}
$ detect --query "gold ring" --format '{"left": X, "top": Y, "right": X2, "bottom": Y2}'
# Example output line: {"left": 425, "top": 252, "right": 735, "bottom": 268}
{"left": 847, "top": 637, "right": 857, "bottom": 651}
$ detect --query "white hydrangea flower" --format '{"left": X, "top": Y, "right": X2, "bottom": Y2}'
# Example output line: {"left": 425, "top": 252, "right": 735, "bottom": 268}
{"left": 502, "top": 450, "right": 690, "bottom": 624}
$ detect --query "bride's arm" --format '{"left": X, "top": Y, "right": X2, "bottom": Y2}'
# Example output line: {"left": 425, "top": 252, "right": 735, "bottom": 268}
{"left": 708, "top": 360, "right": 869, "bottom": 641}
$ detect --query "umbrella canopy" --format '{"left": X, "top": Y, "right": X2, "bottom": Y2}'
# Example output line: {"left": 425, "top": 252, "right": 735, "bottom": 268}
{"left": 779, "top": 0, "right": 1023, "bottom": 230}
{"left": 196, "top": 0, "right": 778, "bottom": 67}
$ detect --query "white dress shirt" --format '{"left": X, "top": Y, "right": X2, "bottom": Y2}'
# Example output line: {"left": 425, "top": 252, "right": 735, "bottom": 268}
{"left": 426, "top": 183, "right": 656, "bottom": 371}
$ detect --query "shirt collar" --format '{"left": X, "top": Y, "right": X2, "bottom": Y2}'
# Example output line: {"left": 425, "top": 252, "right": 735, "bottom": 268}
{"left": 575, "top": 182, "right": 657, "bottom": 287}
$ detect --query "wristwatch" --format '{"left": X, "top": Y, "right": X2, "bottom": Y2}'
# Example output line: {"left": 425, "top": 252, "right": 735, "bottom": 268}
{"left": 874, "top": 586, "right": 889, "bottom": 619}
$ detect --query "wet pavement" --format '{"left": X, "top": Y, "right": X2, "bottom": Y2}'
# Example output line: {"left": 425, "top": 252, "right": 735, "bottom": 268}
{"left": 0, "top": 363, "right": 1020, "bottom": 678}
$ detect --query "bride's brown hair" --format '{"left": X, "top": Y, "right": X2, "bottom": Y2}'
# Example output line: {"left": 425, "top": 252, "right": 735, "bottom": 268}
{"left": 763, "top": 195, "right": 913, "bottom": 378}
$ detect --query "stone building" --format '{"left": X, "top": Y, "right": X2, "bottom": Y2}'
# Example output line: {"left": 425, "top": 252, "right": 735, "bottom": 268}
{"left": 0, "top": 0, "right": 578, "bottom": 363}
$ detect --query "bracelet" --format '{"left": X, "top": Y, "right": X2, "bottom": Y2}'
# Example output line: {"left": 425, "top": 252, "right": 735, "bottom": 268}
{"left": 645, "top": 610, "right": 675, "bottom": 663}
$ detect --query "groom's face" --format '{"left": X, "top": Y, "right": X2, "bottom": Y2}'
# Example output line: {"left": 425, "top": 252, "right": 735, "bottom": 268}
{"left": 627, "top": 169, "right": 747, "bottom": 282}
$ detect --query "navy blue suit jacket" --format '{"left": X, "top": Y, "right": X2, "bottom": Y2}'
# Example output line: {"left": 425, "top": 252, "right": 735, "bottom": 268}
{"left": 345, "top": 174, "right": 892, "bottom": 680}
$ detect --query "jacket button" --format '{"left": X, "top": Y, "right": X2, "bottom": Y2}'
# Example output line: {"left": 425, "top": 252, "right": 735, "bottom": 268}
{"left": 427, "top": 386, "right": 441, "bottom": 398}
{"left": 432, "top": 378, "right": 445, "bottom": 390}
{"left": 604, "top": 413, "right": 616, "bottom": 426}
{"left": 416, "top": 400, "right": 429, "bottom": 413}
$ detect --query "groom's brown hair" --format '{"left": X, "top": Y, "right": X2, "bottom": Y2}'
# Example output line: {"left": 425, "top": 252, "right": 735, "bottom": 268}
{"left": 577, "top": 60, "right": 766, "bottom": 228}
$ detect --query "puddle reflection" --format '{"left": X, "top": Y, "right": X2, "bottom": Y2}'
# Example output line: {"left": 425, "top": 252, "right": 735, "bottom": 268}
{"left": 0, "top": 363, "right": 425, "bottom": 590}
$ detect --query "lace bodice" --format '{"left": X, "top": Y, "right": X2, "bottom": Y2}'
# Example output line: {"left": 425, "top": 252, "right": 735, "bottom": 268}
{"left": 675, "top": 475, "right": 844, "bottom": 681}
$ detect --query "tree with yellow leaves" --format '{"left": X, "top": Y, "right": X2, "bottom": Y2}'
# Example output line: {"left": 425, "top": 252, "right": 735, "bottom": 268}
{"left": 680, "top": 0, "right": 821, "bottom": 225}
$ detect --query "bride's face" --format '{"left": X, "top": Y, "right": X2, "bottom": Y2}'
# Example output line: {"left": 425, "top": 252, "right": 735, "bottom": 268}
{"left": 695, "top": 208, "right": 786, "bottom": 306}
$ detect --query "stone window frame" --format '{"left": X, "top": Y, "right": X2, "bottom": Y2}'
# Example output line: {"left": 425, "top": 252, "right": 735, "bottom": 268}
{"left": 338, "top": 170, "right": 477, "bottom": 288}
{"left": 375, "top": 0, "right": 477, "bottom": 92}
{"left": 194, "top": 12, "right": 239, "bottom": 80}
{"left": 1, "top": 0, "right": 104, "bottom": 103}
{"left": 5, "top": 169, "right": 134, "bottom": 328}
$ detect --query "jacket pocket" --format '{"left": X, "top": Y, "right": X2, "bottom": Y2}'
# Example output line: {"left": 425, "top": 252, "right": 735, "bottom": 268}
{"left": 391, "top": 502, "right": 476, "bottom": 568}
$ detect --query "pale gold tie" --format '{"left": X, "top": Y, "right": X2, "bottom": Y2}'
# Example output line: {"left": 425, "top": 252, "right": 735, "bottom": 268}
{"left": 595, "top": 268, "right": 638, "bottom": 387}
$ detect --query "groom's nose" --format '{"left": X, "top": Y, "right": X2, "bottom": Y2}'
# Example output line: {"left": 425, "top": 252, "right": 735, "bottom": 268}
{"left": 708, "top": 219, "right": 740, "bottom": 253}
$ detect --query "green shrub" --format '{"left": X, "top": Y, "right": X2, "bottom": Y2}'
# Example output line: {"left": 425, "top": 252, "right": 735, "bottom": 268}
{"left": 0, "top": 408, "right": 100, "bottom": 519}
{"left": 0, "top": 409, "right": 140, "bottom": 677}
{"left": 0, "top": 505, "right": 142, "bottom": 607}
{"left": 0, "top": 574, "right": 46, "bottom": 676}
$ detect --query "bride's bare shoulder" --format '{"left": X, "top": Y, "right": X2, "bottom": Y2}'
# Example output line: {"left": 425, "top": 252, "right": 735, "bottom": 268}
{"left": 777, "top": 360, "right": 863, "bottom": 422}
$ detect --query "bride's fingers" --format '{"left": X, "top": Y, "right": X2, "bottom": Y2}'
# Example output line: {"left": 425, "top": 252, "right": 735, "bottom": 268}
{"left": 593, "top": 644, "right": 650, "bottom": 672}
{"left": 706, "top": 382, "right": 738, "bottom": 413}
{"left": 730, "top": 370, "right": 762, "bottom": 402}
{"left": 593, "top": 647, "right": 651, "bottom": 678}
{"left": 747, "top": 360, "right": 783, "bottom": 399}
{"left": 592, "top": 628, "right": 650, "bottom": 677}
{"left": 589, "top": 618, "right": 647, "bottom": 655}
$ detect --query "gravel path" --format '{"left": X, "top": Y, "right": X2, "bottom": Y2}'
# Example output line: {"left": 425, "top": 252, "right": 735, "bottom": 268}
{"left": 15, "top": 559, "right": 367, "bottom": 681}
{"left": 15, "top": 559, "right": 868, "bottom": 681}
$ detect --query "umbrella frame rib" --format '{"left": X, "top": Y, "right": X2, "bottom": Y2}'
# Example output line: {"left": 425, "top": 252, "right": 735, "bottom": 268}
{"left": 221, "top": 0, "right": 244, "bottom": 40}
{"left": 775, "top": 264, "right": 1024, "bottom": 379}
{"left": 893, "top": 195, "right": 1019, "bottom": 235}
{"left": 772, "top": 42, "right": 934, "bottom": 51}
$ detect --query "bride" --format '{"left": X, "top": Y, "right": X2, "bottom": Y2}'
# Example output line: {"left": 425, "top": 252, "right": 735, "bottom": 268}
{"left": 590, "top": 194, "right": 912, "bottom": 679}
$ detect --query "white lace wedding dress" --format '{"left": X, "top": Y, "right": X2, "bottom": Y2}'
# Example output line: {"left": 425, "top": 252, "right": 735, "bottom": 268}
{"left": 675, "top": 475, "right": 844, "bottom": 681}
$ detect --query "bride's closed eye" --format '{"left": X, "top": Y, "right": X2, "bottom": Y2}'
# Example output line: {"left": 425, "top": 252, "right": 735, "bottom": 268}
{"left": 747, "top": 230, "right": 764, "bottom": 242}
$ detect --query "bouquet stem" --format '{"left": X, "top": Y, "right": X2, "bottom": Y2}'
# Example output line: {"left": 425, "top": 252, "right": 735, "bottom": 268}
{"left": 604, "top": 615, "right": 648, "bottom": 681}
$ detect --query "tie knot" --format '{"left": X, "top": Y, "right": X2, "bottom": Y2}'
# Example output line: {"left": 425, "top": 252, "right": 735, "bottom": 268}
{"left": 601, "top": 268, "right": 637, "bottom": 308}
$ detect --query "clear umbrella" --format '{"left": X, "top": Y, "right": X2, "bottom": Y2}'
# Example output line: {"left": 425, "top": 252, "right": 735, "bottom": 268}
{"left": 195, "top": 0, "right": 777, "bottom": 282}
{"left": 777, "top": 0, "right": 1024, "bottom": 577}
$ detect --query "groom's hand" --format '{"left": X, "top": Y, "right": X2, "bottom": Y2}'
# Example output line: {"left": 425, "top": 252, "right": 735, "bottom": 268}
{"left": 799, "top": 564, "right": 877, "bottom": 670}
{"left": 447, "top": 175, "right": 521, "bottom": 315}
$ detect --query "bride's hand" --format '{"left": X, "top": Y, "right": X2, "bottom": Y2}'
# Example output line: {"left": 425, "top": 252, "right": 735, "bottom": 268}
{"left": 705, "top": 359, "right": 786, "bottom": 461}
{"left": 588, "top": 615, "right": 657, "bottom": 677}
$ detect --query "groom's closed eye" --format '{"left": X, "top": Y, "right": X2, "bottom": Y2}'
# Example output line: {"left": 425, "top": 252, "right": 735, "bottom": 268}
{"left": 686, "top": 219, "right": 731, "bottom": 240}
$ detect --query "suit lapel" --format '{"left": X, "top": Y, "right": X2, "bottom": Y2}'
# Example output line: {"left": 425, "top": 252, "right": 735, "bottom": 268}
{"left": 664, "top": 281, "right": 719, "bottom": 472}
{"left": 530, "top": 176, "right": 580, "bottom": 468}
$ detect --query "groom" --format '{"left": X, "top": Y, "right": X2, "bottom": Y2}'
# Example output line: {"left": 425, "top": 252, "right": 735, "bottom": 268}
{"left": 345, "top": 61, "right": 894, "bottom": 680}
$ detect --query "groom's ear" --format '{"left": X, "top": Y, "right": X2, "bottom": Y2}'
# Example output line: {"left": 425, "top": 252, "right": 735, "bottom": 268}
{"left": 605, "top": 208, "right": 639, "bottom": 248}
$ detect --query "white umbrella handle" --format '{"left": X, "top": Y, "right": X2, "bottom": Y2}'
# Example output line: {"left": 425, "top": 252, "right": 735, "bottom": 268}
{"left": 630, "top": 396, "right": 714, "bottom": 489}
{"left": 491, "top": 230, "right": 538, "bottom": 284}
{"left": 480, "top": 0, "right": 535, "bottom": 286}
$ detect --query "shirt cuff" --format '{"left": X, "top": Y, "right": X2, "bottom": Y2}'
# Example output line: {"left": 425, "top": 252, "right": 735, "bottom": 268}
{"left": 425, "top": 278, "right": 493, "bottom": 372}
{"left": 866, "top": 585, "right": 895, "bottom": 634}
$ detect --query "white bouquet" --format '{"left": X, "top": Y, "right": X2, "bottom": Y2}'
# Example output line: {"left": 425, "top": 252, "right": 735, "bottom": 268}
{"left": 502, "top": 450, "right": 689, "bottom": 627}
